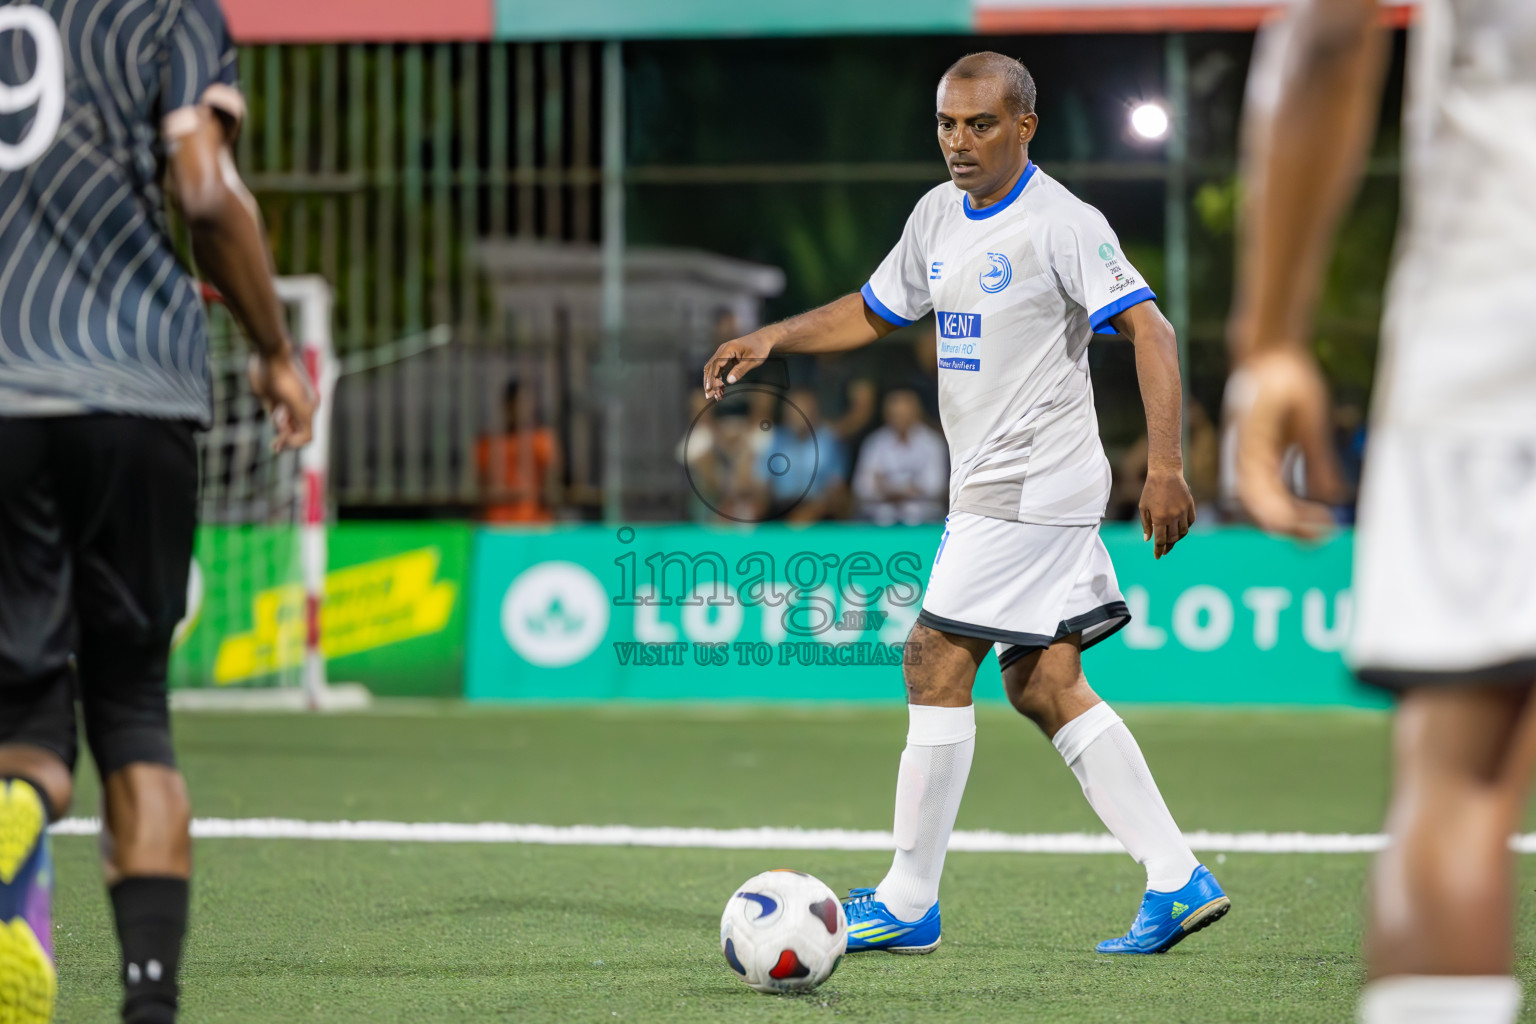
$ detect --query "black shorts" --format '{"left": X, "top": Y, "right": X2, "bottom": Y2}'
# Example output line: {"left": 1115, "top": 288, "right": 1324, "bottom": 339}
{"left": 0, "top": 416, "right": 197, "bottom": 776}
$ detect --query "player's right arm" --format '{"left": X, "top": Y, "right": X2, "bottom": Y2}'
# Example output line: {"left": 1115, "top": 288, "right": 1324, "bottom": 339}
{"left": 704, "top": 199, "right": 934, "bottom": 401}
{"left": 1226, "top": 0, "right": 1386, "bottom": 537}
{"left": 166, "top": 107, "right": 316, "bottom": 452}
{"left": 702, "top": 294, "right": 897, "bottom": 400}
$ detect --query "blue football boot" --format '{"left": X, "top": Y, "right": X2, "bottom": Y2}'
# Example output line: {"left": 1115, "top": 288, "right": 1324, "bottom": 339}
{"left": 841, "top": 888, "right": 942, "bottom": 954}
{"left": 1096, "top": 865, "right": 1230, "bottom": 955}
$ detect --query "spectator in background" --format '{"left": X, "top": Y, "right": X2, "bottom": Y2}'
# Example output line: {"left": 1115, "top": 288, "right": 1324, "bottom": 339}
{"left": 703, "top": 415, "right": 765, "bottom": 523}
{"left": 476, "top": 378, "right": 561, "bottom": 523}
{"left": 1334, "top": 401, "right": 1367, "bottom": 489}
{"left": 1109, "top": 401, "right": 1221, "bottom": 523}
{"left": 877, "top": 323, "right": 942, "bottom": 422}
{"left": 681, "top": 389, "right": 762, "bottom": 522}
{"left": 754, "top": 387, "right": 847, "bottom": 522}
{"left": 1185, "top": 401, "right": 1221, "bottom": 520}
{"left": 853, "top": 389, "right": 948, "bottom": 525}
{"left": 784, "top": 350, "right": 880, "bottom": 456}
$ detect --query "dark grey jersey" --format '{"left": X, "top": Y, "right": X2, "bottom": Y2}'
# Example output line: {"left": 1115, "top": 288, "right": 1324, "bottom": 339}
{"left": 0, "top": 0, "right": 240, "bottom": 424}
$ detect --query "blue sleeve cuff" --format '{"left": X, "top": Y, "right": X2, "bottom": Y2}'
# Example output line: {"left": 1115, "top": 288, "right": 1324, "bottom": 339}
{"left": 1089, "top": 286, "right": 1157, "bottom": 335}
{"left": 861, "top": 281, "right": 915, "bottom": 328}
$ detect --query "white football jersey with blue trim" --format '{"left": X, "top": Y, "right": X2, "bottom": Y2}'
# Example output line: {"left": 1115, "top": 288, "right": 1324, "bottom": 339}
{"left": 862, "top": 162, "right": 1154, "bottom": 525}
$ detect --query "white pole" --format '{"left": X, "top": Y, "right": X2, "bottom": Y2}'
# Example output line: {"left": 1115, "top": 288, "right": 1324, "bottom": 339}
{"left": 278, "top": 276, "right": 335, "bottom": 710}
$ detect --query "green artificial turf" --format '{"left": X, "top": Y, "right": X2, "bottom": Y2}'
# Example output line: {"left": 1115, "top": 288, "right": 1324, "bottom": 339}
{"left": 45, "top": 705, "right": 1536, "bottom": 1022}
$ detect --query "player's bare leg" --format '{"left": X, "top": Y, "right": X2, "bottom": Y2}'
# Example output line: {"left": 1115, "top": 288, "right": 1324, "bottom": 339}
{"left": 1006, "top": 635, "right": 1227, "bottom": 953}
{"left": 100, "top": 765, "right": 192, "bottom": 884}
{"left": 901, "top": 623, "right": 990, "bottom": 708}
{"left": 843, "top": 624, "right": 988, "bottom": 952}
{"left": 1000, "top": 635, "right": 1099, "bottom": 736}
{"left": 1359, "top": 683, "right": 1536, "bottom": 1023}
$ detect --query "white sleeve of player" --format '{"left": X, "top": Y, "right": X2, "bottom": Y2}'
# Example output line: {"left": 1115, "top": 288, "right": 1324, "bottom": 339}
{"left": 1046, "top": 205, "right": 1156, "bottom": 336}
{"left": 861, "top": 207, "right": 934, "bottom": 328}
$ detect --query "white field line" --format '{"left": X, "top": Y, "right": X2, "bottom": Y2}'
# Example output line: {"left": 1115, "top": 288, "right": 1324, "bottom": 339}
{"left": 43, "top": 817, "right": 1536, "bottom": 854}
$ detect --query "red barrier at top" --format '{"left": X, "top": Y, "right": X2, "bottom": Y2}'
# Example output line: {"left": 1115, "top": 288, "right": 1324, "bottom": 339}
{"left": 222, "top": 0, "right": 493, "bottom": 43}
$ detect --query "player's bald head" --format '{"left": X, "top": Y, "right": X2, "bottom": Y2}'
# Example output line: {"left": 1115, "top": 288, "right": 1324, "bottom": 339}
{"left": 940, "top": 52, "right": 1037, "bottom": 118}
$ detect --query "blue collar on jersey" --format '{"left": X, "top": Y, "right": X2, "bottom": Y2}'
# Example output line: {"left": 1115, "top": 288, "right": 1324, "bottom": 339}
{"left": 962, "top": 160, "right": 1037, "bottom": 221}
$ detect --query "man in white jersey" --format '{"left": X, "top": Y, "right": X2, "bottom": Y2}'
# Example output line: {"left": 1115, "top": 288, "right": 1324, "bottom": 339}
{"left": 1227, "top": 1, "right": 1536, "bottom": 1021}
{"left": 705, "top": 51, "right": 1229, "bottom": 956}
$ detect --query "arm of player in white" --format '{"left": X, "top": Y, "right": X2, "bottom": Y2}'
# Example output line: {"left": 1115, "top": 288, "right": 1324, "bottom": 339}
{"left": 1111, "top": 300, "right": 1197, "bottom": 560}
{"left": 704, "top": 206, "right": 929, "bottom": 400}
{"left": 1224, "top": 0, "right": 1384, "bottom": 537}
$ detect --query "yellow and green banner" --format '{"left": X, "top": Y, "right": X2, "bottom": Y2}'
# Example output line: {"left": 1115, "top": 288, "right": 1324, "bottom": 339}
{"left": 171, "top": 522, "right": 471, "bottom": 697}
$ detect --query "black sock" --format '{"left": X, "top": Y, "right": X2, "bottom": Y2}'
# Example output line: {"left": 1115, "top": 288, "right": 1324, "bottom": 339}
{"left": 109, "top": 877, "right": 188, "bottom": 1024}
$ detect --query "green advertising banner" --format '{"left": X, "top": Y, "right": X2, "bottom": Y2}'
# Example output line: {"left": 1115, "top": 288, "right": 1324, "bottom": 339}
{"left": 495, "top": 0, "right": 971, "bottom": 40}
{"left": 171, "top": 522, "right": 471, "bottom": 697}
{"left": 465, "top": 523, "right": 1382, "bottom": 706}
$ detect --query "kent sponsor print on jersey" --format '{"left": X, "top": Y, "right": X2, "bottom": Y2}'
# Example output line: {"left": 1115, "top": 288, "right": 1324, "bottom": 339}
{"left": 936, "top": 311, "right": 981, "bottom": 371}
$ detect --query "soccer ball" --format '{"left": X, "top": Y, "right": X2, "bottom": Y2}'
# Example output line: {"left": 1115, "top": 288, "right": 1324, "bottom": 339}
{"left": 719, "top": 869, "right": 847, "bottom": 993}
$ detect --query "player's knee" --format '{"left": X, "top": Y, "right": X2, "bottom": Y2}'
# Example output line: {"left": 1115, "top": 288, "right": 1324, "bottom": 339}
{"left": 81, "top": 670, "right": 175, "bottom": 781}
{"left": 900, "top": 625, "right": 979, "bottom": 705}
{"left": 0, "top": 750, "right": 74, "bottom": 821}
{"left": 1004, "top": 658, "right": 1080, "bottom": 719}
{"left": 34, "top": 764, "right": 73, "bottom": 821}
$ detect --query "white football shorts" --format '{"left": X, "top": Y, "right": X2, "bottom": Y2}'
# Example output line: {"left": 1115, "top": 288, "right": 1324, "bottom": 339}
{"left": 1349, "top": 429, "right": 1536, "bottom": 688}
{"left": 916, "top": 511, "right": 1129, "bottom": 670}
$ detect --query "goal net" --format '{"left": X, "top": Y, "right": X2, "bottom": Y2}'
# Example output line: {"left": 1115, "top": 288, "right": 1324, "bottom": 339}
{"left": 169, "top": 275, "right": 365, "bottom": 710}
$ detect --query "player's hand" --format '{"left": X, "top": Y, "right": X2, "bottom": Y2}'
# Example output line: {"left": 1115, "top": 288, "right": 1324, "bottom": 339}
{"left": 703, "top": 333, "right": 774, "bottom": 401}
{"left": 1227, "top": 347, "right": 1339, "bottom": 540}
{"left": 1139, "top": 466, "right": 1197, "bottom": 560}
{"left": 248, "top": 350, "right": 318, "bottom": 452}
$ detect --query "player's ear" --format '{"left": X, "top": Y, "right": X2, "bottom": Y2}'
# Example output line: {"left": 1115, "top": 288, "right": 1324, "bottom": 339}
{"left": 1019, "top": 112, "right": 1038, "bottom": 144}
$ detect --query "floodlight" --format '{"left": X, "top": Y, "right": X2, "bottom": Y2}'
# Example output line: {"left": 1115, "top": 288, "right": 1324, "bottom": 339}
{"left": 1130, "top": 102, "right": 1170, "bottom": 141}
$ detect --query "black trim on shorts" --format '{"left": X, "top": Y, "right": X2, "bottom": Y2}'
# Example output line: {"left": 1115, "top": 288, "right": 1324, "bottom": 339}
{"left": 997, "top": 601, "right": 1133, "bottom": 671}
{"left": 914, "top": 609, "right": 1055, "bottom": 649}
{"left": 1355, "top": 657, "right": 1536, "bottom": 693}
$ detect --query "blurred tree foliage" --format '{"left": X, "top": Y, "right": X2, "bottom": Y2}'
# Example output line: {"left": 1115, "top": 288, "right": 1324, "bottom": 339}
{"left": 1192, "top": 167, "right": 1399, "bottom": 409}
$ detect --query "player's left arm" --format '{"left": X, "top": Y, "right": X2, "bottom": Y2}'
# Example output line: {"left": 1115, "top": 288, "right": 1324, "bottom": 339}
{"left": 162, "top": 0, "right": 315, "bottom": 452}
{"left": 1110, "top": 300, "right": 1196, "bottom": 560}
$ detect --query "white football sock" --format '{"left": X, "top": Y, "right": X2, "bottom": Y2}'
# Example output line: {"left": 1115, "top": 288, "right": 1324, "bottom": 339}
{"left": 873, "top": 703, "right": 976, "bottom": 923}
{"left": 1359, "top": 976, "right": 1522, "bottom": 1024}
{"left": 1053, "top": 701, "right": 1200, "bottom": 893}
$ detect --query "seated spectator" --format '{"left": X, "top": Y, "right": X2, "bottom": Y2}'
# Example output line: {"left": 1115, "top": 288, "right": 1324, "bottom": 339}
{"left": 1334, "top": 401, "right": 1366, "bottom": 489}
{"left": 1109, "top": 401, "right": 1222, "bottom": 523}
{"left": 853, "top": 389, "right": 948, "bottom": 525}
{"left": 476, "top": 379, "right": 561, "bottom": 523}
{"left": 685, "top": 403, "right": 763, "bottom": 523}
{"left": 877, "top": 323, "right": 941, "bottom": 421}
{"left": 754, "top": 388, "right": 847, "bottom": 523}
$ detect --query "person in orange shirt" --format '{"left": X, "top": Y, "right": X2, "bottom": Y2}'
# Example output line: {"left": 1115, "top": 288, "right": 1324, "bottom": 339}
{"left": 476, "top": 379, "right": 560, "bottom": 523}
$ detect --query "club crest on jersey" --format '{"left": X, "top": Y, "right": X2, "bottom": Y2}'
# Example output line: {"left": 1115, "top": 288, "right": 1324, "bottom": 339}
{"left": 979, "top": 252, "right": 1012, "bottom": 293}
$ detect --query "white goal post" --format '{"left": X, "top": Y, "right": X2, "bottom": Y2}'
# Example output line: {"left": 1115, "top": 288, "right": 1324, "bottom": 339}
{"left": 169, "top": 275, "right": 368, "bottom": 711}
